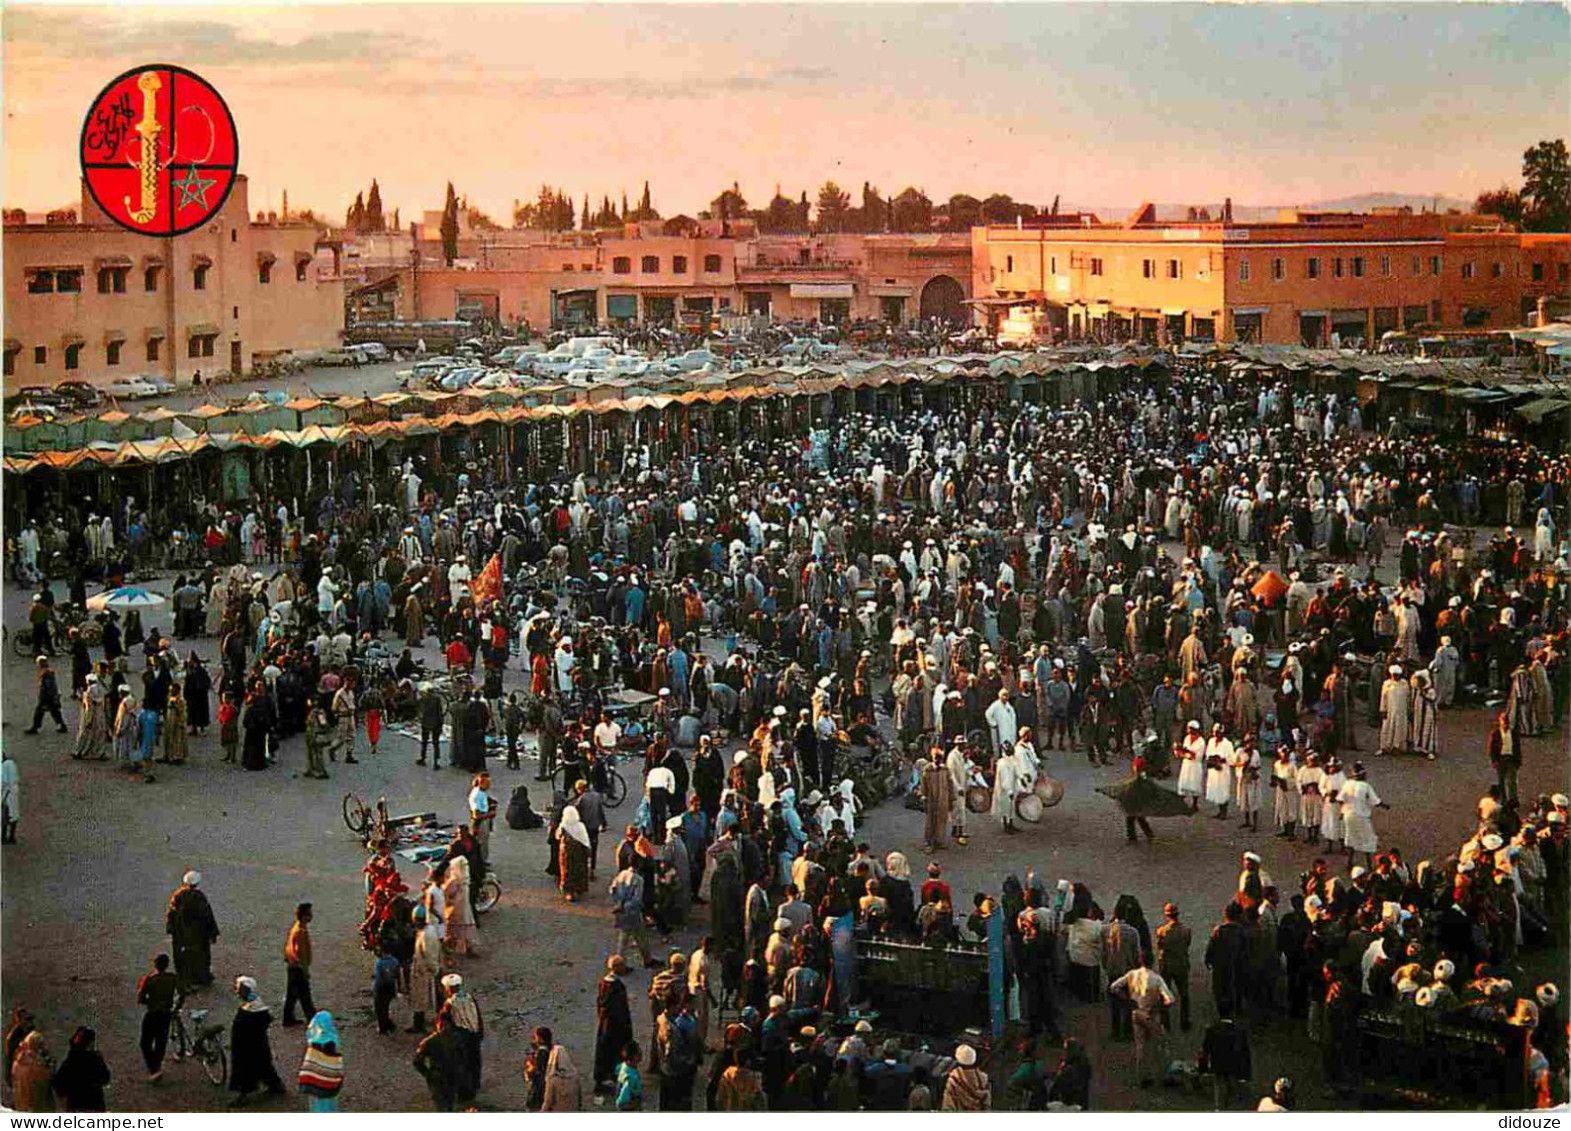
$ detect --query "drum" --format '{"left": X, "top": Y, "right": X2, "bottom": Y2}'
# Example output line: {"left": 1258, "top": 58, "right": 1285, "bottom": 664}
{"left": 1035, "top": 775, "right": 1066, "bottom": 808}
{"left": 1015, "top": 792, "right": 1044, "bottom": 823}
{"left": 965, "top": 785, "right": 992, "bottom": 814}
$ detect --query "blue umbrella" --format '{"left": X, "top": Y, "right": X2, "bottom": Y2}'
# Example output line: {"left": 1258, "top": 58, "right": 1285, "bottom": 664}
{"left": 86, "top": 586, "right": 167, "bottom": 611}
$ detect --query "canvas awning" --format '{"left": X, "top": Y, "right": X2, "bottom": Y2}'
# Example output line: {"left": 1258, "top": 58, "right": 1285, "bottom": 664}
{"left": 789, "top": 283, "right": 854, "bottom": 299}
{"left": 257, "top": 251, "right": 277, "bottom": 267}
{"left": 1515, "top": 396, "right": 1571, "bottom": 423}
{"left": 60, "top": 332, "right": 85, "bottom": 347}
{"left": 186, "top": 323, "right": 220, "bottom": 337}
{"left": 191, "top": 254, "right": 213, "bottom": 269}
{"left": 94, "top": 255, "right": 133, "bottom": 269}
{"left": 103, "top": 328, "right": 127, "bottom": 343}
{"left": 145, "top": 326, "right": 166, "bottom": 340}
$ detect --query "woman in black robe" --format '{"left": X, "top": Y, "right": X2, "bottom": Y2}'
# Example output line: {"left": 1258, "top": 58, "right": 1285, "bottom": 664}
{"left": 692, "top": 739, "right": 724, "bottom": 820}
{"left": 240, "top": 684, "right": 275, "bottom": 771}
{"left": 51, "top": 1026, "right": 110, "bottom": 1112}
{"left": 592, "top": 958, "right": 632, "bottom": 1095}
{"left": 228, "top": 977, "right": 284, "bottom": 1104}
{"left": 184, "top": 654, "right": 212, "bottom": 734}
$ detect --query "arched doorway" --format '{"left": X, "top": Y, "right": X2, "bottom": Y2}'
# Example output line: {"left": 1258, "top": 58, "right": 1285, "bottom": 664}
{"left": 919, "top": 275, "right": 966, "bottom": 325}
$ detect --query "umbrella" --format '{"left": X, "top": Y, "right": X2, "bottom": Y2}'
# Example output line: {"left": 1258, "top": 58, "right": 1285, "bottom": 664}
{"left": 86, "top": 586, "right": 167, "bottom": 611}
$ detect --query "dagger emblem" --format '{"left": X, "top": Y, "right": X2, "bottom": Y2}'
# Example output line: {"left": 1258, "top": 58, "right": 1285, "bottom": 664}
{"left": 124, "top": 72, "right": 162, "bottom": 224}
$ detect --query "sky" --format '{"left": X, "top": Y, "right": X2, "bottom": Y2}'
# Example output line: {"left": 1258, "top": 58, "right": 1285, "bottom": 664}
{"left": 4, "top": 2, "right": 1568, "bottom": 222}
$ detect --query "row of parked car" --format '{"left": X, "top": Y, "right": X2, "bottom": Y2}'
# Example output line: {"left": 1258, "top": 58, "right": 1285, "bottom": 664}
{"left": 9, "top": 374, "right": 185, "bottom": 421}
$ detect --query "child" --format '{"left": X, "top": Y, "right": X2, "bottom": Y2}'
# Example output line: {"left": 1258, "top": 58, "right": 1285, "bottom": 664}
{"left": 615, "top": 1041, "right": 643, "bottom": 1111}
{"left": 372, "top": 947, "right": 400, "bottom": 1035}
{"left": 362, "top": 685, "right": 383, "bottom": 758}
{"left": 505, "top": 693, "right": 525, "bottom": 771}
{"left": 218, "top": 696, "right": 239, "bottom": 764}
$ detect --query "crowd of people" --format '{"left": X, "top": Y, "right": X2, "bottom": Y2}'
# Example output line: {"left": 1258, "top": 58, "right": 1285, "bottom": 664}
{"left": 5, "top": 354, "right": 1570, "bottom": 1112}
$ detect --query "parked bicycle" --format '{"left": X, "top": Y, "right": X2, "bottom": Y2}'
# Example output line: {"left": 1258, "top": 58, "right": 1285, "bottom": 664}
{"left": 401, "top": 842, "right": 503, "bottom": 913}
{"left": 168, "top": 992, "right": 227, "bottom": 1085}
{"left": 550, "top": 750, "right": 628, "bottom": 808}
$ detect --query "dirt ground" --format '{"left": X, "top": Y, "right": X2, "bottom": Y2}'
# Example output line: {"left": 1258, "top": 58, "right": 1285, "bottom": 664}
{"left": 2, "top": 541, "right": 1566, "bottom": 1113}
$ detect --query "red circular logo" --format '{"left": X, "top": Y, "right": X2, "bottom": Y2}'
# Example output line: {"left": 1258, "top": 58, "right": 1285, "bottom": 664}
{"left": 80, "top": 64, "right": 239, "bottom": 237}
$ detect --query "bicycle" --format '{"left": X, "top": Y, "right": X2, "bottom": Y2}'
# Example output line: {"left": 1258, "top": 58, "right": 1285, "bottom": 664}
{"left": 401, "top": 843, "right": 502, "bottom": 914}
{"left": 551, "top": 752, "right": 627, "bottom": 808}
{"left": 168, "top": 994, "right": 227, "bottom": 1085}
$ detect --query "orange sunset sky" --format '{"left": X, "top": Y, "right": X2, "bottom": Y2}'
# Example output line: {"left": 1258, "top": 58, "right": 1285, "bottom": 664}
{"left": 4, "top": 3, "right": 1569, "bottom": 222}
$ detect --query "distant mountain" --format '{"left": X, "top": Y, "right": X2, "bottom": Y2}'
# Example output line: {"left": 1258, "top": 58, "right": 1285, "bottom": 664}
{"left": 1056, "top": 193, "right": 1474, "bottom": 223}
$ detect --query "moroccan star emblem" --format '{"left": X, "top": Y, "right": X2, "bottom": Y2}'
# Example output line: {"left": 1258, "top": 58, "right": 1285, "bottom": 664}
{"left": 173, "top": 165, "right": 217, "bottom": 210}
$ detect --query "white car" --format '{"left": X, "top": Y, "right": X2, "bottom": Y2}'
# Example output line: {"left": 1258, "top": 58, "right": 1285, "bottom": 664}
{"left": 472, "top": 370, "right": 516, "bottom": 390}
{"left": 106, "top": 376, "right": 159, "bottom": 399}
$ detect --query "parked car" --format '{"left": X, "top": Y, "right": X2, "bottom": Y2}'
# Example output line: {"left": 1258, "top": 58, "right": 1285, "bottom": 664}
{"left": 357, "top": 342, "right": 390, "bottom": 363}
{"left": 145, "top": 375, "right": 177, "bottom": 396}
{"left": 54, "top": 380, "right": 105, "bottom": 409}
{"left": 105, "top": 376, "right": 159, "bottom": 399}
{"left": 16, "top": 384, "right": 63, "bottom": 406}
{"left": 437, "top": 366, "right": 485, "bottom": 391}
{"left": 9, "top": 401, "right": 59, "bottom": 422}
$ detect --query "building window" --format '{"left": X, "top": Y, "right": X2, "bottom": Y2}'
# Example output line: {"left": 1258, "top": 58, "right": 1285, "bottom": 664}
{"left": 1006, "top": 255, "right": 1014, "bottom": 273}
{"left": 582, "top": 263, "right": 592, "bottom": 272}
{"left": 1352, "top": 256, "right": 1365, "bottom": 278}
{"left": 1271, "top": 258, "right": 1284, "bottom": 282}
{"left": 189, "top": 334, "right": 216, "bottom": 359}
{"left": 1380, "top": 255, "right": 1391, "bottom": 277}
{"left": 193, "top": 264, "right": 210, "bottom": 290}
{"left": 561, "top": 263, "right": 573, "bottom": 272}
{"left": 295, "top": 260, "right": 308, "bottom": 282}
{"left": 1142, "top": 259, "right": 1155, "bottom": 279}
{"left": 27, "top": 270, "right": 54, "bottom": 294}
{"left": 1411, "top": 256, "right": 1422, "bottom": 276}
{"left": 97, "top": 266, "right": 128, "bottom": 293}
{"left": 1089, "top": 258, "right": 1104, "bottom": 277}
{"left": 640, "top": 255, "right": 660, "bottom": 274}
{"left": 1306, "top": 257, "right": 1321, "bottom": 280}
{"left": 56, "top": 269, "right": 82, "bottom": 293}
{"left": 64, "top": 342, "right": 82, "bottom": 370}
{"left": 1462, "top": 306, "right": 1491, "bottom": 328}
{"left": 1491, "top": 261, "right": 1503, "bottom": 279}
{"left": 147, "top": 339, "right": 161, "bottom": 362}
{"left": 107, "top": 340, "right": 122, "bottom": 366}
{"left": 145, "top": 266, "right": 159, "bottom": 292}
{"left": 704, "top": 254, "right": 722, "bottom": 273}
{"left": 33, "top": 346, "right": 47, "bottom": 365}
{"left": 612, "top": 257, "right": 631, "bottom": 275}
{"left": 232, "top": 306, "right": 239, "bottom": 319}
{"left": 258, "top": 261, "right": 272, "bottom": 284}
{"left": 718, "top": 296, "right": 731, "bottom": 311}
{"left": 1431, "top": 300, "right": 1442, "bottom": 322}
{"left": 1430, "top": 255, "right": 1442, "bottom": 276}
{"left": 1461, "top": 262, "right": 1475, "bottom": 280}
{"left": 1532, "top": 262, "right": 1545, "bottom": 281}
{"left": 1238, "top": 258, "right": 1250, "bottom": 282}
{"left": 1333, "top": 257, "right": 1344, "bottom": 279}
{"left": 3, "top": 348, "right": 15, "bottom": 378}
{"left": 1050, "top": 256, "right": 1057, "bottom": 275}
{"left": 1165, "top": 259, "right": 1180, "bottom": 279}
{"left": 672, "top": 255, "right": 688, "bottom": 274}
{"left": 230, "top": 228, "right": 237, "bottom": 243}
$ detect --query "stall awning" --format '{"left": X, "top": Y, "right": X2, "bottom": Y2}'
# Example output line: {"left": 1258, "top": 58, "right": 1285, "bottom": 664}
{"left": 1515, "top": 396, "right": 1571, "bottom": 423}
{"left": 186, "top": 322, "right": 220, "bottom": 337}
{"left": 104, "top": 328, "right": 127, "bottom": 344}
{"left": 789, "top": 283, "right": 854, "bottom": 299}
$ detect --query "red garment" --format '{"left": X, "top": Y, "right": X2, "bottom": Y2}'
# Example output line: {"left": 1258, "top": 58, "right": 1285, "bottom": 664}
{"left": 445, "top": 640, "right": 472, "bottom": 669}
{"left": 531, "top": 653, "right": 550, "bottom": 697}
{"left": 366, "top": 709, "right": 382, "bottom": 747}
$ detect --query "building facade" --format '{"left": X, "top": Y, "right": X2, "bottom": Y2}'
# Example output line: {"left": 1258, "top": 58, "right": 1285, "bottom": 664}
{"left": 4, "top": 176, "right": 344, "bottom": 390}
{"left": 346, "top": 221, "right": 974, "bottom": 332}
{"left": 971, "top": 208, "right": 1571, "bottom": 345}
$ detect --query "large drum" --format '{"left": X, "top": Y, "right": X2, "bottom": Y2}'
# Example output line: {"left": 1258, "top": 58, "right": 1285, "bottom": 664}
{"left": 1035, "top": 775, "right": 1066, "bottom": 808}
{"left": 965, "top": 785, "right": 992, "bottom": 814}
{"left": 1015, "top": 792, "right": 1044, "bottom": 823}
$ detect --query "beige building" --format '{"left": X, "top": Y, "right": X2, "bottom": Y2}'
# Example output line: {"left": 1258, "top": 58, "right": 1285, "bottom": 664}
{"left": 4, "top": 175, "right": 344, "bottom": 390}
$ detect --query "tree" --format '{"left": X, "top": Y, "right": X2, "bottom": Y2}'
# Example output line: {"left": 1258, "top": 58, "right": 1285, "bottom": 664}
{"left": 798, "top": 191, "right": 812, "bottom": 230}
{"left": 816, "top": 181, "right": 850, "bottom": 232}
{"left": 855, "top": 182, "right": 886, "bottom": 233}
{"left": 633, "top": 181, "right": 659, "bottom": 222}
{"left": 346, "top": 190, "right": 365, "bottom": 232}
{"left": 391, "top": 207, "right": 399, "bottom": 232}
{"left": 1475, "top": 186, "right": 1524, "bottom": 227}
{"left": 366, "top": 179, "right": 385, "bottom": 231}
{"left": 980, "top": 193, "right": 1019, "bottom": 225}
{"left": 944, "top": 194, "right": 982, "bottom": 232}
{"left": 469, "top": 205, "right": 502, "bottom": 232}
{"left": 760, "top": 185, "right": 801, "bottom": 233}
{"left": 440, "top": 182, "right": 459, "bottom": 265}
{"left": 709, "top": 183, "right": 748, "bottom": 224}
{"left": 582, "top": 195, "right": 591, "bottom": 231}
{"left": 889, "top": 187, "right": 932, "bottom": 232}
{"left": 1521, "top": 139, "right": 1570, "bottom": 232}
